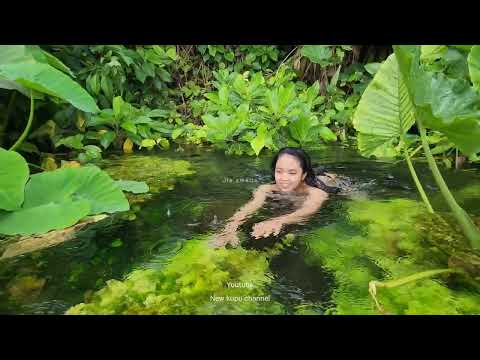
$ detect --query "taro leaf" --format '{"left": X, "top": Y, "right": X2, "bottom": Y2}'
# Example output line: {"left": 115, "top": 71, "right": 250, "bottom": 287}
{"left": 23, "top": 165, "right": 129, "bottom": 215}
{"left": 357, "top": 133, "right": 398, "bottom": 158}
{"left": 364, "top": 62, "right": 382, "bottom": 75}
{"left": 442, "top": 48, "right": 470, "bottom": 79}
{"left": 40, "top": 49, "right": 75, "bottom": 78}
{"left": 450, "top": 45, "right": 473, "bottom": 52}
{"left": 0, "top": 62, "right": 99, "bottom": 113}
{"left": 0, "top": 45, "right": 37, "bottom": 65}
{"left": 353, "top": 53, "right": 415, "bottom": 158}
{"left": 55, "top": 134, "right": 84, "bottom": 150}
{"left": 115, "top": 180, "right": 149, "bottom": 194}
{"left": 0, "top": 45, "right": 73, "bottom": 98}
{"left": 0, "top": 200, "right": 91, "bottom": 236}
{"left": 0, "top": 148, "right": 29, "bottom": 211}
{"left": 301, "top": 45, "right": 332, "bottom": 67}
{"left": 424, "top": 74, "right": 480, "bottom": 156}
{"left": 395, "top": 45, "right": 480, "bottom": 156}
{"left": 420, "top": 45, "right": 447, "bottom": 63}
{"left": 467, "top": 45, "right": 480, "bottom": 90}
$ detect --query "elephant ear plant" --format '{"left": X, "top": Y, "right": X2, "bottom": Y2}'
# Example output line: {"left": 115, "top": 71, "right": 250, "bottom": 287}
{"left": 0, "top": 45, "right": 99, "bottom": 152}
{"left": 353, "top": 45, "right": 480, "bottom": 309}
{"left": 393, "top": 45, "right": 480, "bottom": 249}
{"left": 354, "top": 45, "right": 480, "bottom": 249}
{"left": 0, "top": 148, "right": 131, "bottom": 235}
{"left": 353, "top": 53, "right": 434, "bottom": 213}
{"left": 0, "top": 46, "right": 146, "bottom": 237}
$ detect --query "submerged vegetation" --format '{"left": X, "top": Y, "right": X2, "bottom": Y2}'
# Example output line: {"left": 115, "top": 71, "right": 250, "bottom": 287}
{"left": 67, "top": 235, "right": 292, "bottom": 315}
{"left": 1, "top": 44, "right": 480, "bottom": 315}
{"left": 303, "top": 199, "right": 480, "bottom": 314}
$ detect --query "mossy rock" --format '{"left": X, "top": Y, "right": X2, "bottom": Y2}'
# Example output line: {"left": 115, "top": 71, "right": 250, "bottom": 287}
{"left": 101, "top": 154, "right": 195, "bottom": 194}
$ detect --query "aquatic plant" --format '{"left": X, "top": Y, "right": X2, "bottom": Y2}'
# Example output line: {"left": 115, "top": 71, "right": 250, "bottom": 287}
{"left": 302, "top": 198, "right": 480, "bottom": 314}
{"left": 353, "top": 45, "right": 480, "bottom": 248}
{"left": 101, "top": 154, "right": 195, "bottom": 194}
{"left": 0, "top": 148, "right": 129, "bottom": 236}
{"left": 0, "top": 45, "right": 99, "bottom": 153}
{"left": 394, "top": 45, "right": 480, "bottom": 248}
{"left": 67, "top": 235, "right": 289, "bottom": 315}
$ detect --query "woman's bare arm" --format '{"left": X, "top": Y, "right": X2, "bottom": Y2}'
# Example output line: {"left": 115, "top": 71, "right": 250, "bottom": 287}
{"left": 251, "top": 188, "right": 328, "bottom": 239}
{"left": 276, "top": 188, "right": 328, "bottom": 225}
{"left": 224, "top": 184, "right": 271, "bottom": 230}
{"left": 211, "top": 184, "right": 271, "bottom": 247}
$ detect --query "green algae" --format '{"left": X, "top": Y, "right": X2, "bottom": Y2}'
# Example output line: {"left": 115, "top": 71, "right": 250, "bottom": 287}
{"left": 303, "top": 198, "right": 480, "bottom": 315}
{"left": 66, "top": 234, "right": 294, "bottom": 315}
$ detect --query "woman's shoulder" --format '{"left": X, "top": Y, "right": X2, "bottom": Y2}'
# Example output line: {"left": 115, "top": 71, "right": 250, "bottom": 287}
{"left": 306, "top": 184, "right": 329, "bottom": 199}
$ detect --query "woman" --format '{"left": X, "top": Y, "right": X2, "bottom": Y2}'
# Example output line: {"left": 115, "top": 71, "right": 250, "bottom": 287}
{"left": 211, "top": 147, "right": 339, "bottom": 248}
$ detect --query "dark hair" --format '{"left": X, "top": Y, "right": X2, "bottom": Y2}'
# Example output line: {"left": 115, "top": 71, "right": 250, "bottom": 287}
{"left": 271, "top": 147, "right": 339, "bottom": 194}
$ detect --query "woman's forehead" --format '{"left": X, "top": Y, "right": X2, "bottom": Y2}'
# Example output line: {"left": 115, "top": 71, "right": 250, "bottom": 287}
{"left": 276, "top": 154, "right": 301, "bottom": 169}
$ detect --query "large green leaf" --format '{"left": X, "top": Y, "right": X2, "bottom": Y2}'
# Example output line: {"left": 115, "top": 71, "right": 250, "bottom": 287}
{"left": 301, "top": 45, "right": 332, "bottom": 67}
{"left": 0, "top": 62, "right": 99, "bottom": 113}
{"left": 202, "top": 113, "right": 242, "bottom": 142}
{"left": 115, "top": 180, "right": 149, "bottom": 194}
{"left": 0, "top": 165, "right": 126, "bottom": 235}
{"left": 420, "top": 45, "right": 447, "bottom": 63}
{"left": 393, "top": 45, "right": 432, "bottom": 107}
{"left": 288, "top": 114, "right": 319, "bottom": 145}
{"left": 394, "top": 45, "right": 480, "bottom": 156}
{"left": 353, "top": 53, "right": 415, "bottom": 158}
{"left": 467, "top": 45, "right": 480, "bottom": 90}
{"left": 0, "top": 148, "right": 29, "bottom": 211}
{"left": 40, "top": 49, "right": 76, "bottom": 78}
{"left": 0, "top": 45, "right": 37, "bottom": 65}
{"left": 0, "top": 45, "right": 75, "bottom": 97}
{"left": 23, "top": 166, "right": 129, "bottom": 214}
{"left": 250, "top": 122, "right": 269, "bottom": 156}
{"left": 357, "top": 133, "right": 398, "bottom": 158}
{"left": 0, "top": 200, "right": 91, "bottom": 236}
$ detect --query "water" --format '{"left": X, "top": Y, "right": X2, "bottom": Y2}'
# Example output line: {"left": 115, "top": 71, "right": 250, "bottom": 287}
{"left": 1, "top": 143, "right": 480, "bottom": 315}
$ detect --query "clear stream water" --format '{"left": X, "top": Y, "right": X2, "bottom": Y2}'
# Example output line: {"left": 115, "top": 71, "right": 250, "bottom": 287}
{"left": 1, "top": 144, "right": 480, "bottom": 315}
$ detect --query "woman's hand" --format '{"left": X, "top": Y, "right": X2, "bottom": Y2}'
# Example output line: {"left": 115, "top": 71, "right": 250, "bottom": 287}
{"left": 251, "top": 219, "right": 284, "bottom": 239}
{"left": 210, "top": 231, "right": 241, "bottom": 248}
{"left": 210, "top": 222, "right": 241, "bottom": 248}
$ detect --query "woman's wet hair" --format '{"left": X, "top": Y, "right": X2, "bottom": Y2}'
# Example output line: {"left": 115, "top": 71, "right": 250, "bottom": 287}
{"left": 271, "top": 147, "right": 340, "bottom": 194}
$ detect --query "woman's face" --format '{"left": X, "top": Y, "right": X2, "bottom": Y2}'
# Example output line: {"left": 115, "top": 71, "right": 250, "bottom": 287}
{"left": 274, "top": 154, "right": 306, "bottom": 192}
